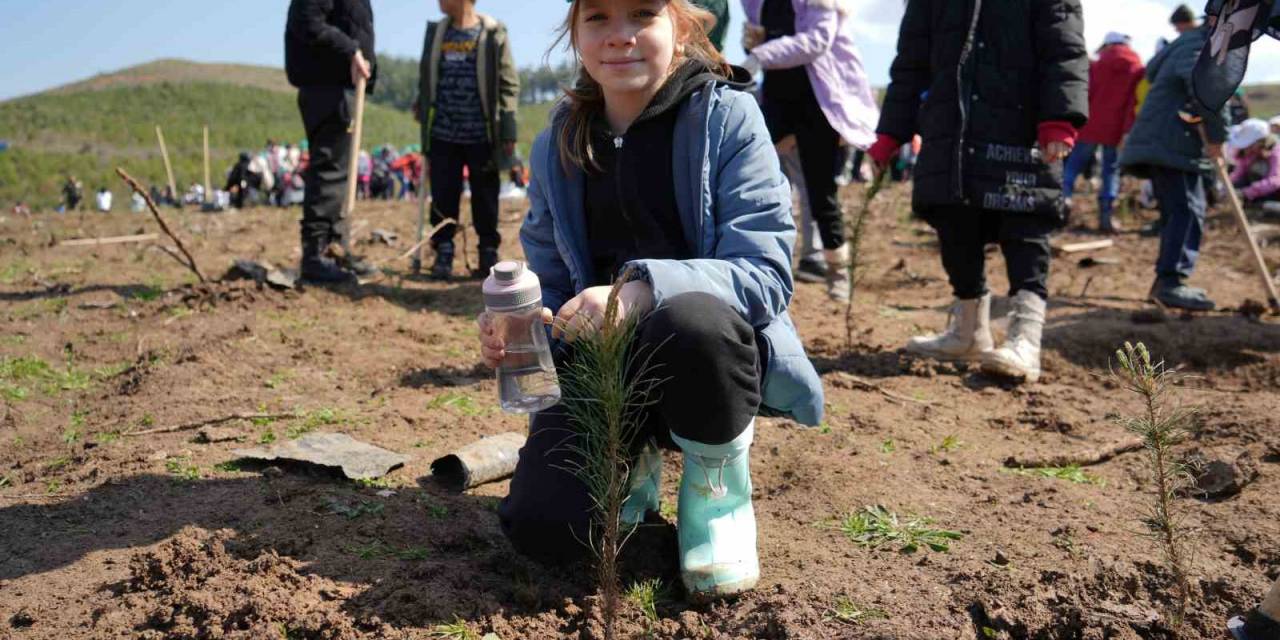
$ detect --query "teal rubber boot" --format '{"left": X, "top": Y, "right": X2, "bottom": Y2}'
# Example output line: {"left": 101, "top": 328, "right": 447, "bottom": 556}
{"left": 672, "top": 421, "right": 758, "bottom": 599}
{"left": 621, "top": 439, "right": 661, "bottom": 526}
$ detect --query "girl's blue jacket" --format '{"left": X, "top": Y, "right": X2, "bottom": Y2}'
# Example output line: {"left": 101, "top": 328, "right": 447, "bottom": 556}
{"left": 520, "top": 79, "right": 824, "bottom": 426}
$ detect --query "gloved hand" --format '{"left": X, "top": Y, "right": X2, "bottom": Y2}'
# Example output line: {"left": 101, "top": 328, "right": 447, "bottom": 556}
{"left": 866, "top": 134, "right": 900, "bottom": 169}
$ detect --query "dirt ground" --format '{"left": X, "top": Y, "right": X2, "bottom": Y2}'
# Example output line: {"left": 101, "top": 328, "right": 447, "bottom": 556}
{"left": 1, "top": 182, "right": 1278, "bottom": 640}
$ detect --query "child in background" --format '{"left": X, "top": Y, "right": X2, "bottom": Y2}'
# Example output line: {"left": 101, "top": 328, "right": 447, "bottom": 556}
{"left": 1229, "top": 118, "right": 1280, "bottom": 205}
{"left": 869, "top": 0, "right": 1088, "bottom": 384}
{"left": 478, "top": 0, "right": 823, "bottom": 598}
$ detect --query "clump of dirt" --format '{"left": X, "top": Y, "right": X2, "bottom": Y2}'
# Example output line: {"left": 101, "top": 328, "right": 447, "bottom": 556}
{"left": 102, "top": 527, "right": 395, "bottom": 639}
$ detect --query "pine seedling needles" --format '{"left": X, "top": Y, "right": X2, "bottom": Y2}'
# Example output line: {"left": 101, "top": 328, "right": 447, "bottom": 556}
{"left": 1111, "top": 341, "right": 1198, "bottom": 629}
{"left": 845, "top": 169, "right": 888, "bottom": 349}
{"left": 554, "top": 268, "right": 664, "bottom": 640}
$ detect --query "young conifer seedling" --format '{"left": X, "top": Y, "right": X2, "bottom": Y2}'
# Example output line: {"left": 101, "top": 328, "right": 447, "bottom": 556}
{"left": 555, "top": 269, "right": 663, "bottom": 640}
{"left": 1111, "top": 341, "right": 1197, "bottom": 628}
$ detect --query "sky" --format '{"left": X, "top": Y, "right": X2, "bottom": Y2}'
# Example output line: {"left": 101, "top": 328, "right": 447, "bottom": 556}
{"left": 1, "top": 0, "right": 1279, "bottom": 102}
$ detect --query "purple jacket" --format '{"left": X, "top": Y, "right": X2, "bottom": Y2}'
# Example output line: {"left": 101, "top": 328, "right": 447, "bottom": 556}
{"left": 741, "top": 0, "right": 879, "bottom": 148}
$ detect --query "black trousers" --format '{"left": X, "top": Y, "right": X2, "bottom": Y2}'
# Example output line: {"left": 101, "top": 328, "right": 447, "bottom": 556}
{"left": 497, "top": 292, "right": 762, "bottom": 561}
{"left": 764, "top": 97, "right": 845, "bottom": 249}
{"left": 925, "top": 207, "right": 1056, "bottom": 300}
{"left": 297, "top": 87, "right": 352, "bottom": 247}
{"left": 429, "top": 138, "right": 501, "bottom": 251}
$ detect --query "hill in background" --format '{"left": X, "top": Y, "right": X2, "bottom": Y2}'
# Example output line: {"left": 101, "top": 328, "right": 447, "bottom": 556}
{"left": 0, "top": 58, "right": 554, "bottom": 207}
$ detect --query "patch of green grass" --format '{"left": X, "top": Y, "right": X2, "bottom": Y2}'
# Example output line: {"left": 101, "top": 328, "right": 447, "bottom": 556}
{"left": 93, "top": 361, "right": 133, "bottom": 379}
{"left": 426, "top": 391, "right": 487, "bottom": 417}
{"left": 286, "top": 407, "right": 340, "bottom": 439}
{"left": 929, "top": 435, "right": 962, "bottom": 454}
{"left": 349, "top": 541, "right": 394, "bottom": 560}
{"left": 830, "top": 505, "right": 963, "bottom": 553}
{"left": 213, "top": 460, "right": 244, "bottom": 473}
{"left": 827, "top": 596, "right": 888, "bottom": 625}
{"left": 95, "top": 430, "right": 121, "bottom": 445}
{"left": 396, "top": 546, "right": 431, "bottom": 561}
{"left": 264, "top": 370, "right": 291, "bottom": 389}
{"left": 327, "top": 498, "right": 385, "bottom": 520}
{"left": 427, "top": 504, "right": 449, "bottom": 520}
{"left": 431, "top": 617, "right": 479, "bottom": 640}
{"left": 0, "top": 475, "right": 11, "bottom": 488}
{"left": 165, "top": 456, "right": 200, "bottom": 481}
{"left": 46, "top": 455, "right": 71, "bottom": 472}
{"left": 138, "top": 414, "right": 155, "bottom": 428}
{"left": 878, "top": 439, "right": 896, "bottom": 454}
{"left": 818, "top": 422, "right": 833, "bottom": 435}
{"left": 131, "top": 284, "right": 163, "bottom": 302}
{"left": 1001, "top": 465, "right": 1104, "bottom": 486}
{"left": 45, "top": 479, "right": 62, "bottom": 494}
{"left": 0, "top": 260, "right": 31, "bottom": 284}
{"left": 625, "top": 578, "right": 664, "bottom": 623}
{"left": 258, "top": 430, "right": 277, "bottom": 445}
{"left": 62, "top": 427, "right": 81, "bottom": 444}
{"left": 12, "top": 297, "right": 68, "bottom": 320}
{"left": 354, "top": 476, "right": 393, "bottom": 490}
{"left": 0, "top": 334, "right": 28, "bottom": 346}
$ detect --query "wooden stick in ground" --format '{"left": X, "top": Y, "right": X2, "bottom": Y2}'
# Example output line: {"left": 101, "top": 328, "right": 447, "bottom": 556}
{"left": 123, "top": 412, "right": 297, "bottom": 437}
{"left": 342, "top": 75, "right": 368, "bottom": 220}
{"left": 1197, "top": 122, "right": 1280, "bottom": 311}
{"left": 60, "top": 233, "right": 158, "bottom": 247}
{"left": 155, "top": 125, "right": 178, "bottom": 204}
{"left": 116, "top": 168, "right": 207, "bottom": 283}
{"left": 379, "top": 217, "right": 457, "bottom": 268}
{"left": 1004, "top": 437, "right": 1144, "bottom": 468}
{"left": 202, "top": 125, "right": 211, "bottom": 204}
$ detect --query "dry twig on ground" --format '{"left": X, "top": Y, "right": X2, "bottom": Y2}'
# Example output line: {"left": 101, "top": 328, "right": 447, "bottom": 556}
{"left": 124, "top": 412, "right": 297, "bottom": 437}
{"left": 116, "top": 167, "right": 206, "bottom": 283}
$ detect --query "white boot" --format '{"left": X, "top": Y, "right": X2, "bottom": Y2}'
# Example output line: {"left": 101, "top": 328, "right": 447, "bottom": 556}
{"left": 824, "top": 244, "right": 851, "bottom": 302}
{"left": 906, "top": 294, "right": 994, "bottom": 362}
{"left": 981, "top": 290, "right": 1046, "bottom": 383}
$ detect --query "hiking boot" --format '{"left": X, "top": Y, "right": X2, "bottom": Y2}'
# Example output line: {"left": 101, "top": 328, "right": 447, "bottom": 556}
{"left": 430, "top": 242, "right": 455, "bottom": 281}
{"left": 473, "top": 247, "right": 500, "bottom": 279}
{"left": 981, "top": 290, "right": 1046, "bottom": 383}
{"left": 824, "top": 244, "right": 850, "bottom": 302}
{"left": 621, "top": 440, "right": 661, "bottom": 527}
{"left": 795, "top": 258, "right": 827, "bottom": 284}
{"left": 1152, "top": 280, "right": 1216, "bottom": 311}
{"left": 1229, "top": 609, "right": 1280, "bottom": 640}
{"left": 301, "top": 236, "right": 354, "bottom": 284}
{"left": 343, "top": 255, "right": 380, "bottom": 280}
{"left": 906, "top": 294, "right": 994, "bottom": 363}
{"left": 674, "top": 422, "right": 758, "bottom": 599}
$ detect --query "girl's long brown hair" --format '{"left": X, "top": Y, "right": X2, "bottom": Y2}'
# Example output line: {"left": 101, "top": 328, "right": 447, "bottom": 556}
{"left": 553, "top": 0, "right": 731, "bottom": 173}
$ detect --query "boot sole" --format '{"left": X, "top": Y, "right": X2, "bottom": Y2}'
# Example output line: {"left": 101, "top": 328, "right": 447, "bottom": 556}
{"left": 682, "top": 570, "right": 759, "bottom": 601}
{"left": 905, "top": 345, "right": 990, "bottom": 364}
{"left": 980, "top": 357, "right": 1041, "bottom": 384}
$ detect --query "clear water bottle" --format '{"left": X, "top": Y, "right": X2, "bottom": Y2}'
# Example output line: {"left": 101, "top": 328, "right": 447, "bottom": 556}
{"left": 483, "top": 261, "right": 561, "bottom": 414}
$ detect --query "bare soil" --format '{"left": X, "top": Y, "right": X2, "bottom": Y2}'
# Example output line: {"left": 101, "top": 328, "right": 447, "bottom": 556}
{"left": 1, "top": 183, "right": 1278, "bottom": 639}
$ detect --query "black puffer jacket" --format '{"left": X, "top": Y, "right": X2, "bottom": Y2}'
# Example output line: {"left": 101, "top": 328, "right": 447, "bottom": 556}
{"left": 877, "top": 0, "right": 1088, "bottom": 220}
{"left": 285, "top": 0, "right": 377, "bottom": 93}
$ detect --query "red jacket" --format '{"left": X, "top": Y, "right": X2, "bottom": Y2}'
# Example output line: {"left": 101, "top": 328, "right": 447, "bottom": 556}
{"left": 1077, "top": 44, "right": 1145, "bottom": 147}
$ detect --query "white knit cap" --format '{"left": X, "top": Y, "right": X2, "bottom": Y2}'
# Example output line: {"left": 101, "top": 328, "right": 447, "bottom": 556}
{"left": 1229, "top": 118, "right": 1271, "bottom": 150}
{"left": 1103, "top": 32, "right": 1131, "bottom": 46}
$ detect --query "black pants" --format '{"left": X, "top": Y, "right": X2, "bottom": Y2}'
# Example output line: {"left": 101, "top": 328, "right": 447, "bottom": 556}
{"left": 764, "top": 97, "right": 844, "bottom": 249}
{"left": 429, "top": 138, "right": 501, "bottom": 251}
{"left": 297, "top": 87, "right": 352, "bottom": 247}
{"left": 925, "top": 207, "right": 1056, "bottom": 300}
{"left": 498, "top": 292, "right": 762, "bottom": 561}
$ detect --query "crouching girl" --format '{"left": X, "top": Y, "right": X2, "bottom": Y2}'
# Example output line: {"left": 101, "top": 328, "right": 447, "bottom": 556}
{"left": 475, "top": 0, "right": 823, "bottom": 598}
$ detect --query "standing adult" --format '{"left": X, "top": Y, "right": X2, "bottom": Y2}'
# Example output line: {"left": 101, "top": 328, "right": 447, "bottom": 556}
{"left": 414, "top": 0, "right": 519, "bottom": 281}
{"left": 1063, "top": 31, "right": 1144, "bottom": 233}
{"left": 739, "top": 0, "right": 879, "bottom": 302}
{"left": 1119, "top": 20, "right": 1228, "bottom": 311}
{"left": 868, "top": 0, "right": 1089, "bottom": 384}
{"left": 285, "top": 0, "right": 378, "bottom": 283}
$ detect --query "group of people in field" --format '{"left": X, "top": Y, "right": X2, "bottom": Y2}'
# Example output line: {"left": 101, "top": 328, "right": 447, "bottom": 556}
{"left": 285, "top": 0, "right": 1278, "bottom": 635}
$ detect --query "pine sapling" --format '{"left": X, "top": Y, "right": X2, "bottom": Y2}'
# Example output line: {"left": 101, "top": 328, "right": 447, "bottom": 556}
{"left": 555, "top": 269, "right": 662, "bottom": 640}
{"left": 845, "top": 170, "right": 888, "bottom": 349}
{"left": 1111, "top": 341, "right": 1197, "bottom": 628}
